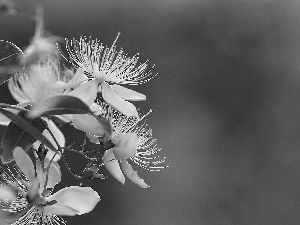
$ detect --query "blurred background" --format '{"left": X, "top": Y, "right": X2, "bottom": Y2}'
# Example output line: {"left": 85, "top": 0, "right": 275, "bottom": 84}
{"left": 2, "top": 0, "right": 300, "bottom": 224}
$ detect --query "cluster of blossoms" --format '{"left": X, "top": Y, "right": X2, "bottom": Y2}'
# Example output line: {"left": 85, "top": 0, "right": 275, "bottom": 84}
{"left": 0, "top": 7, "right": 166, "bottom": 225}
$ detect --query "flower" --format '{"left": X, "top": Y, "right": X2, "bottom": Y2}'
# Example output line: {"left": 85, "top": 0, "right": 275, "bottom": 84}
{"left": 65, "top": 33, "right": 155, "bottom": 118}
{"left": 2, "top": 58, "right": 74, "bottom": 161}
{"left": 5, "top": 56, "right": 111, "bottom": 154}
{"left": 22, "top": 5, "right": 62, "bottom": 66}
{"left": 100, "top": 110, "right": 166, "bottom": 188}
{"left": 0, "top": 147, "right": 100, "bottom": 225}
{"left": 8, "top": 59, "right": 73, "bottom": 105}
{"left": 1, "top": 5, "right": 109, "bottom": 142}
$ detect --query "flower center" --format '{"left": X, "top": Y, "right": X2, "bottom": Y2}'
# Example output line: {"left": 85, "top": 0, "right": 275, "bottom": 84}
{"left": 26, "top": 190, "right": 47, "bottom": 206}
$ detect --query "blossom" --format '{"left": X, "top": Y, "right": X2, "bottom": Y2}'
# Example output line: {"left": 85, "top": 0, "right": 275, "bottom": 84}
{"left": 99, "top": 110, "right": 166, "bottom": 188}
{"left": 22, "top": 5, "right": 62, "bottom": 66}
{"left": 0, "top": 147, "right": 100, "bottom": 225}
{"left": 1, "top": 6, "right": 109, "bottom": 141}
{"left": 2, "top": 58, "right": 74, "bottom": 161}
{"left": 65, "top": 34, "right": 155, "bottom": 118}
{"left": 8, "top": 59, "right": 73, "bottom": 105}
{"left": 5, "top": 56, "right": 111, "bottom": 155}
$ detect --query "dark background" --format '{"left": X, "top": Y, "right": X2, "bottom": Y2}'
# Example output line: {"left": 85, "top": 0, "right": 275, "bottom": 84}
{"left": 2, "top": 0, "right": 300, "bottom": 224}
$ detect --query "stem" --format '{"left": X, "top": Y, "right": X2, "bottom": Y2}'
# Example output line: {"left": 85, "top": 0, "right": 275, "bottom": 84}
{"left": 62, "top": 152, "right": 83, "bottom": 180}
{"left": 99, "top": 158, "right": 118, "bottom": 167}
{"left": 39, "top": 119, "right": 61, "bottom": 194}
{"left": 42, "top": 148, "right": 60, "bottom": 196}
{"left": 63, "top": 147, "right": 102, "bottom": 161}
{"left": 42, "top": 119, "right": 61, "bottom": 149}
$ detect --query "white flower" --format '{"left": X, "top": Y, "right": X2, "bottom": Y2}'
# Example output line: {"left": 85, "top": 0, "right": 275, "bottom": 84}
{"left": 101, "top": 110, "right": 166, "bottom": 188}
{"left": 22, "top": 6, "right": 62, "bottom": 66}
{"left": 5, "top": 57, "right": 110, "bottom": 153}
{"left": 8, "top": 59, "right": 71, "bottom": 104}
{"left": 2, "top": 59, "right": 74, "bottom": 161}
{"left": 2, "top": 6, "right": 101, "bottom": 148}
{"left": 65, "top": 34, "right": 155, "bottom": 118}
{"left": 0, "top": 147, "right": 100, "bottom": 225}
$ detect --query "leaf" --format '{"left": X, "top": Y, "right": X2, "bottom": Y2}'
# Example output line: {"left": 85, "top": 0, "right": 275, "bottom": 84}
{"left": 28, "top": 95, "right": 92, "bottom": 118}
{"left": 0, "top": 40, "right": 24, "bottom": 85}
{"left": 0, "top": 109, "right": 56, "bottom": 164}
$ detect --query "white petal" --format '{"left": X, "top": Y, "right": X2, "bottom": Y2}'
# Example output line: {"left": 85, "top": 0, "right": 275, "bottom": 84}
{"left": 101, "top": 82, "right": 139, "bottom": 118}
{"left": 113, "top": 133, "right": 138, "bottom": 160}
{"left": 13, "top": 147, "right": 35, "bottom": 183}
{"left": 71, "top": 114, "right": 106, "bottom": 136}
{"left": 35, "top": 159, "right": 44, "bottom": 188}
{"left": 68, "top": 69, "right": 88, "bottom": 84}
{"left": 111, "top": 84, "right": 146, "bottom": 101}
{"left": 36, "top": 158, "right": 61, "bottom": 191}
{"left": 102, "top": 149, "right": 125, "bottom": 184}
{"left": 32, "top": 119, "right": 65, "bottom": 161}
{"left": 68, "top": 79, "right": 98, "bottom": 106}
{"left": 47, "top": 69, "right": 88, "bottom": 90}
{"left": 54, "top": 114, "right": 72, "bottom": 123}
{"left": 46, "top": 119, "right": 65, "bottom": 148}
{"left": 44, "top": 159, "right": 61, "bottom": 189}
{"left": 45, "top": 186, "right": 100, "bottom": 215}
{"left": 0, "top": 186, "right": 15, "bottom": 202}
{"left": 26, "top": 178, "right": 41, "bottom": 203}
{"left": 43, "top": 203, "right": 79, "bottom": 216}
{"left": 121, "top": 160, "right": 150, "bottom": 188}
{"left": 47, "top": 80, "right": 86, "bottom": 90}
{"left": 45, "top": 148, "right": 63, "bottom": 161}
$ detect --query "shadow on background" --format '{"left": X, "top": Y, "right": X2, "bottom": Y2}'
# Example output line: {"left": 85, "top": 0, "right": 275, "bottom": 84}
{"left": 1, "top": 0, "right": 300, "bottom": 224}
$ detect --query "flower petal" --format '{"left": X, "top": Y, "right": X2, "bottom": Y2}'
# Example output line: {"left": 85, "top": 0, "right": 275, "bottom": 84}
{"left": 43, "top": 203, "right": 80, "bottom": 216}
{"left": 13, "top": 147, "right": 35, "bottom": 183}
{"left": 121, "top": 160, "right": 150, "bottom": 188}
{"left": 33, "top": 119, "right": 65, "bottom": 161}
{"left": 101, "top": 82, "right": 139, "bottom": 118}
{"left": 36, "top": 158, "right": 61, "bottom": 191}
{"left": 45, "top": 159, "right": 61, "bottom": 189}
{"left": 71, "top": 114, "right": 107, "bottom": 136}
{"left": 67, "top": 69, "right": 88, "bottom": 84}
{"left": 102, "top": 148, "right": 125, "bottom": 184}
{"left": 0, "top": 186, "right": 15, "bottom": 202}
{"left": 27, "top": 178, "right": 42, "bottom": 203}
{"left": 45, "top": 186, "right": 100, "bottom": 215}
{"left": 46, "top": 119, "right": 65, "bottom": 148}
{"left": 47, "top": 80, "right": 86, "bottom": 90}
{"left": 54, "top": 114, "right": 72, "bottom": 123}
{"left": 113, "top": 133, "right": 138, "bottom": 160}
{"left": 47, "top": 69, "right": 88, "bottom": 90}
{"left": 68, "top": 79, "right": 98, "bottom": 106}
{"left": 111, "top": 84, "right": 146, "bottom": 101}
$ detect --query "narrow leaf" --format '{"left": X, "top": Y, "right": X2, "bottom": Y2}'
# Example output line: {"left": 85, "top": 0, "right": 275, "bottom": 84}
{"left": 28, "top": 95, "right": 92, "bottom": 118}
{"left": 0, "top": 40, "right": 24, "bottom": 85}
{"left": 0, "top": 109, "right": 56, "bottom": 164}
